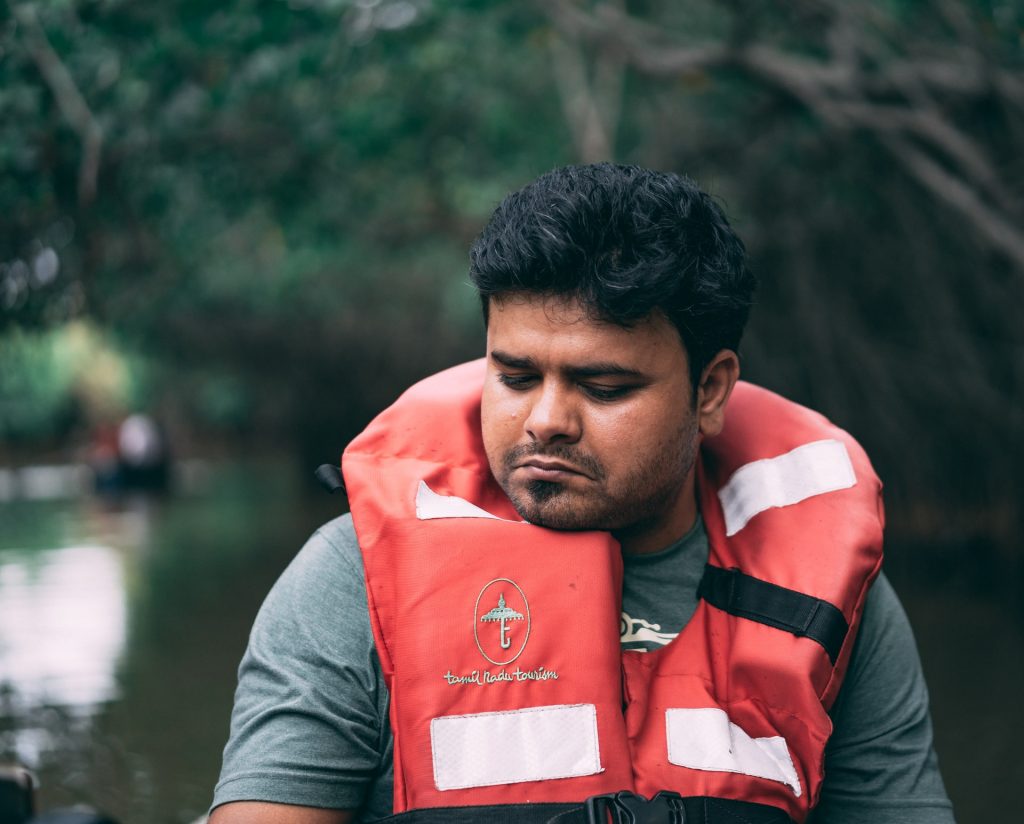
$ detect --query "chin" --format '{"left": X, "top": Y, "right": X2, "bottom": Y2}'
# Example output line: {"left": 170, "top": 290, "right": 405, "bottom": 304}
{"left": 509, "top": 484, "right": 612, "bottom": 532}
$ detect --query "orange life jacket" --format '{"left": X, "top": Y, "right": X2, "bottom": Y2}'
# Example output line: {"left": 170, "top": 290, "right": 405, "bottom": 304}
{"left": 342, "top": 360, "right": 884, "bottom": 822}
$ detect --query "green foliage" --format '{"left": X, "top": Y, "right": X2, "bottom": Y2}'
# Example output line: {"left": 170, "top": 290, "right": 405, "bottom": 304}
{"left": 0, "top": 322, "right": 146, "bottom": 441}
{"left": 1, "top": 0, "right": 575, "bottom": 450}
{"left": 1, "top": 0, "right": 1022, "bottom": 551}
{"left": 2, "top": 0, "right": 566, "bottom": 326}
{"left": 0, "top": 328, "right": 78, "bottom": 440}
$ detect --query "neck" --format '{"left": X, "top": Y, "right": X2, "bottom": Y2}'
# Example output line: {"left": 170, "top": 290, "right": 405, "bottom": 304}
{"left": 612, "top": 471, "right": 699, "bottom": 556}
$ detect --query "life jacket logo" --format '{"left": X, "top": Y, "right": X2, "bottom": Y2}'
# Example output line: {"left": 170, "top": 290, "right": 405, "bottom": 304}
{"left": 473, "top": 578, "right": 531, "bottom": 666}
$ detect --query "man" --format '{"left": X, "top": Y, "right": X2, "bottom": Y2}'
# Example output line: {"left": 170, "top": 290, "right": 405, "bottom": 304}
{"left": 210, "top": 164, "right": 955, "bottom": 823}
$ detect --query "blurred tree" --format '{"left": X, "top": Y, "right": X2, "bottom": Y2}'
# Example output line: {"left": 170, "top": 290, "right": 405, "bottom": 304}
{"left": 0, "top": 322, "right": 140, "bottom": 441}
{"left": 542, "top": 0, "right": 1024, "bottom": 558}
{"left": 1, "top": 0, "right": 1021, "bottom": 559}
{"left": 0, "top": 0, "right": 575, "bottom": 461}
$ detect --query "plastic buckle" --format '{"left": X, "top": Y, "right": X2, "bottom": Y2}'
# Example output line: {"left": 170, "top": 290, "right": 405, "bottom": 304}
{"left": 584, "top": 790, "right": 686, "bottom": 824}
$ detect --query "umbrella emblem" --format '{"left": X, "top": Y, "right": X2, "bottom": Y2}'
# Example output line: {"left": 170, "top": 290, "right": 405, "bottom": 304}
{"left": 474, "top": 578, "right": 531, "bottom": 666}
{"left": 480, "top": 593, "right": 524, "bottom": 650}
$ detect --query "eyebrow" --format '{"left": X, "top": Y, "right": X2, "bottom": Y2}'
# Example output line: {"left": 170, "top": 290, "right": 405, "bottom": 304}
{"left": 490, "top": 350, "right": 644, "bottom": 380}
{"left": 490, "top": 350, "right": 535, "bottom": 370}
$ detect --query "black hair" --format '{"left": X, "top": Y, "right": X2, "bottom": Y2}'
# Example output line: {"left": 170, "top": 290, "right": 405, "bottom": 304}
{"left": 468, "top": 163, "right": 756, "bottom": 388}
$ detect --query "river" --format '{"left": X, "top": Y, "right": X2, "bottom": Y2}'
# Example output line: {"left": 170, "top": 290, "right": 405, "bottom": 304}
{"left": 0, "top": 459, "right": 339, "bottom": 823}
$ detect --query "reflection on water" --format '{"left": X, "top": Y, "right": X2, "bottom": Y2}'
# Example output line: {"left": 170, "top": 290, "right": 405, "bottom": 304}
{"left": 0, "top": 465, "right": 93, "bottom": 502}
{"left": 0, "top": 459, "right": 341, "bottom": 823}
{"left": 0, "top": 544, "right": 127, "bottom": 710}
{"left": 0, "top": 459, "right": 1020, "bottom": 824}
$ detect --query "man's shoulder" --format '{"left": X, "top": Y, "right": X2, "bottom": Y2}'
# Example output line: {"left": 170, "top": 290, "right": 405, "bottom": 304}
{"left": 255, "top": 512, "right": 365, "bottom": 622}
{"left": 298, "top": 512, "right": 363, "bottom": 573}
{"left": 213, "top": 513, "right": 390, "bottom": 816}
{"left": 312, "top": 511, "right": 362, "bottom": 560}
{"left": 243, "top": 510, "right": 377, "bottom": 687}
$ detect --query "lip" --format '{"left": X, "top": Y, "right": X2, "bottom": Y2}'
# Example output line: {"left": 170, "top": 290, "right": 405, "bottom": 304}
{"left": 516, "top": 458, "right": 590, "bottom": 482}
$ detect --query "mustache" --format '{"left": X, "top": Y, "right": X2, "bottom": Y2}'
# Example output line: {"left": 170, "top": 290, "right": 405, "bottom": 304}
{"left": 502, "top": 444, "right": 605, "bottom": 480}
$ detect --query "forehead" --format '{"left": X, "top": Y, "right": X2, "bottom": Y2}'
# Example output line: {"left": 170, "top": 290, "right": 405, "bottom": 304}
{"left": 486, "top": 293, "right": 687, "bottom": 371}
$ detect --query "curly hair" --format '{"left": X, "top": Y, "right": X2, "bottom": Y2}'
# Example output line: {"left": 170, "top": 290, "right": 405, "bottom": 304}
{"left": 469, "top": 163, "right": 756, "bottom": 387}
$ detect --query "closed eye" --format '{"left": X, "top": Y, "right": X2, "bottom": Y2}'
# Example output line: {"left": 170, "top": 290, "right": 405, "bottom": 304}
{"left": 497, "top": 373, "right": 537, "bottom": 390}
{"left": 581, "top": 384, "right": 636, "bottom": 401}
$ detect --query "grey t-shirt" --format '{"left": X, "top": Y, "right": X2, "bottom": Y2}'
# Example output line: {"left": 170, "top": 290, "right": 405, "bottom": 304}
{"left": 213, "top": 514, "right": 955, "bottom": 823}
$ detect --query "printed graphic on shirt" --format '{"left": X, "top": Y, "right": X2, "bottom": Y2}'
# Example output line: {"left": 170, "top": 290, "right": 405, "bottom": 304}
{"left": 620, "top": 610, "right": 678, "bottom": 652}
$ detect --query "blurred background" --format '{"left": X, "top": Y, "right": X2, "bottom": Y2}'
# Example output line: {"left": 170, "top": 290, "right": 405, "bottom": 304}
{"left": 1, "top": 1, "right": 1021, "bottom": 822}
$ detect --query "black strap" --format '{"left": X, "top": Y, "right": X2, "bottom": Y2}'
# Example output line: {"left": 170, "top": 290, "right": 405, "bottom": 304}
{"left": 698, "top": 564, "right": 848, "bottom": 664}
{"left": 314, "top": 463, "right": 346, "bottom": 494}
{"left": 550, "top": 794, "right": 795, "bottom": 823}
{"left": 375, "top": 796, "right": 795, "bottom": 824}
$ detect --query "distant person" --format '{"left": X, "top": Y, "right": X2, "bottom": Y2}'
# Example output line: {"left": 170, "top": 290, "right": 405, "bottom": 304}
{"left": 87, "top": 421, "right": 121, "bottom": 493}
{"left": 117, "top": 413, "right": 170, "bottom": 489}
{"left": 89, "top": 413, "right": 170, "bottom": 493}
{"left": 210, "top": 165, "right": 955, "bottom": 823}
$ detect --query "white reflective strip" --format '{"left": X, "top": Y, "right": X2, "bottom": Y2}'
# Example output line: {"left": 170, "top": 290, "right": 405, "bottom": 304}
{"left": 666, "top": 708, "right": 802, "bottom": 797}
{"left": 717, "top": 439, "right": 856, "bottom": 537}
{"left": 431, "top": 704, "right": 602, "bottom": 791}
{"left": 415, "top": 480, "right": 501, "bottom": 521}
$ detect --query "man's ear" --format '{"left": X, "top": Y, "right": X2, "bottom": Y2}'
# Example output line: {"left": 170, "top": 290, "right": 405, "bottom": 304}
{"left": 697, "top": 349, "right": 740, "bottom": 438}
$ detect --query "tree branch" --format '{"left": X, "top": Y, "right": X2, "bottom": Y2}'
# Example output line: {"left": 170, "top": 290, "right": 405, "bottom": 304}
{"left": 548, "top": 32, "right": 614, "bottom": 162}
{"left": 10, "top": 2, "right": 103, "bottom": 206}
{"left": 543, "top": 1, "right": 626, "bottom": 163}
{"left": 883, "top": 134, "right": 1024, "bottom": 270}
{"left": 541, "top": 0, "right": 1024, "bottom": 271}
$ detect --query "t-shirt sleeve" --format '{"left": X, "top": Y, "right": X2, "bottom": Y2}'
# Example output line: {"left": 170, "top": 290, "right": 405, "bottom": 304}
{"left": 811, "top": 572, "right": 956, "bottom": 823}
{"left": 211, "top": 514, "right": 386, "bottom": 812}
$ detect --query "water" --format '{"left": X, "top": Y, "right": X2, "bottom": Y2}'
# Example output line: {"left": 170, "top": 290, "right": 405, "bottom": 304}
{"left": 896, "top": 574, "right": 1024, "bottom": 824}
{"left": 0, "top": 460, "right": 1020, "bottom": 823}
{"left": 0, "top": 459, "right": 340, "bottom": 823}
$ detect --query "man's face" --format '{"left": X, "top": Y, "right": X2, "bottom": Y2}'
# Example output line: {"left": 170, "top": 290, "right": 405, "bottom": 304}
{"left": 481, "top": 293, "right": 701, "bottom": 552}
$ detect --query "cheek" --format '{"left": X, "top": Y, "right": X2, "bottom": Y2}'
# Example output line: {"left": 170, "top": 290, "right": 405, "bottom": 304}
{"left": 597, "top": 402, "right": 688, "bottom": 456}
{"left": 588, "top": 404, "right": 658, "bottom": 443}
{"left": 480, "top": 390, "right": 520, "bottom": 452}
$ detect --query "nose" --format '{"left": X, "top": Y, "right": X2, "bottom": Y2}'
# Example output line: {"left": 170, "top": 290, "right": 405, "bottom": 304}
{"left": 524, "top": 381, "right": 581, "bottom": 445}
